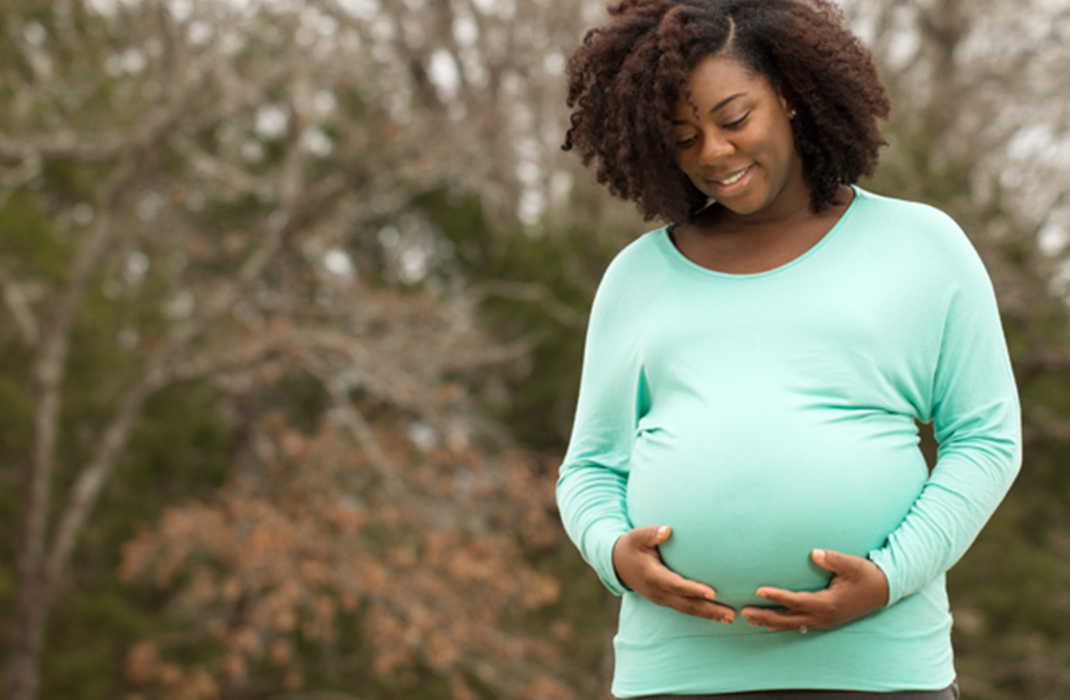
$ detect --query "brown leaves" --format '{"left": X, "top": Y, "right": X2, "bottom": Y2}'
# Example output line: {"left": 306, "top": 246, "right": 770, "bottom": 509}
{"left": 125, "top": 640, "right": 221, "bottom": 700}
{"left": 121, "top": 403, "right": 576, "bottom": 699}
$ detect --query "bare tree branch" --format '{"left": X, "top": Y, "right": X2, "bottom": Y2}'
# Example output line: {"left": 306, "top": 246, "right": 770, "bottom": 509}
{"left": 471, "top": 278, "right": 587, "bottom": 331}
{"left": 0, "top": 44, "right": 219, "bottom": 165}
{"left": 0, "top": 152, "right": 42, "bottom": 212}
{"left": 173, "top": 135, "right": 274, "bottom": 199}
{"left": 43, "top": 364, "right": 168, "bottom": 590}
{"left": 0, "top": 262, "right": 40, "bottom": 346}
{"left": 305, "top": 358, "right": 407, "bottom": 500}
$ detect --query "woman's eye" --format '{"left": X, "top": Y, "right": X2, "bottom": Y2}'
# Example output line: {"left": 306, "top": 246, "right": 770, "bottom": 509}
{"left": 675, "top": 136, "right": 696, "bottom": 147}
{"left": 724, "top": 113, "right": 750, "bottom": 129}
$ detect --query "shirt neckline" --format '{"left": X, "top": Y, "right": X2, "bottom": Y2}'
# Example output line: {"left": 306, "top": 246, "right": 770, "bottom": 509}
{"left": 657, "top": 186, "right": 865, "bottom": 280}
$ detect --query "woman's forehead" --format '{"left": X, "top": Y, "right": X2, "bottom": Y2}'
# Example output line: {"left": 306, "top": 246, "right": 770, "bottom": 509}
{"left": 675, "top": 54, "right": 775, "bottom": 110}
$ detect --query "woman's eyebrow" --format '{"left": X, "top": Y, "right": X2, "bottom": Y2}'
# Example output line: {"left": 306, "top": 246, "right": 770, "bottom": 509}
{"left": 672, "top": 92, "right": 748, "bottom": 124}
{"left": 709, "top": 92, "right": 748, "bottom": 113}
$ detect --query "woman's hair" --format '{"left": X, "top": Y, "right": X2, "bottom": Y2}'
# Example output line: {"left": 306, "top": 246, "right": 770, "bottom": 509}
{"left": 562, "top": 0, "right": 891, "bottom": 223}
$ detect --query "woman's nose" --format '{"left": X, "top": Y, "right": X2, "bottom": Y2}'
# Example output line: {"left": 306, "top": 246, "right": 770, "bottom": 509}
{"left": 698, "top": 132, "right": 734, "bottom": 164}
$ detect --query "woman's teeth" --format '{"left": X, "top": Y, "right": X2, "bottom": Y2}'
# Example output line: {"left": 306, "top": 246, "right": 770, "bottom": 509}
{"left": 717, "top": 168, "right": 749, "bottom": 185}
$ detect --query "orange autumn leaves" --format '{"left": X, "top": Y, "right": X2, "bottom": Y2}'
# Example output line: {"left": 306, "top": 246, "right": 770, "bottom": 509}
{"left": 120, "top": 411, "right": 575, "bottom": 700}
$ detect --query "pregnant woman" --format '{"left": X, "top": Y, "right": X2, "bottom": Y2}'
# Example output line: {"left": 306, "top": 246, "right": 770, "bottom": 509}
{"left": 556, "top": 0, "right": 1022, "bottom": 698}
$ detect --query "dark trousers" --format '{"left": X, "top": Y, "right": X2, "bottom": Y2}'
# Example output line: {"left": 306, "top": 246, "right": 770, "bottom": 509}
{"left": 625, "top": 680, "right": 959, "bottom": 700}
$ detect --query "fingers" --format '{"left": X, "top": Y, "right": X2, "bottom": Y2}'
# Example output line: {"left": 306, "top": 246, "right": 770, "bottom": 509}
{"left": 633, "top": 550, "right": 734, "bottom": 623}
{"left": 654, "top": 564, "right": 717, "bottom": 601}
{"left": 743, "top": 588, "right": 820, "bottom": 631}
{"left": 664, "top": 594, "right": 737, "bottom": 624}
{"left": 651, "top": 580, "right": 735, "bottom": 623}
{"left": 740, "top": 604, "right": 810, "bottom": 632}
{"left": 616, "top": 525, "right": 710, "bottom": 597}
{"left": 646, "top": 577, "right": 740, "bottom": 625}
{"left": 754, "top": 586, "right": 812, "bottom": 610}
{"left": 811, "top": 548, "right": 863, "bottom": 575}
{"left": 614, "top": 525, "right": 736, "bottom": 624}
{"left": 642, "top": 524, "right": 672, "bottom": 547}
{"left": 811, "top": 548, "right": 890, "bottom": 610}
{"left": 741, "top": 550, "right": 890, "bottom": 631}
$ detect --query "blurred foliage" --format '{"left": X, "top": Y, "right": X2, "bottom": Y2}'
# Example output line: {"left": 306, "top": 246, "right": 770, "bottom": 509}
{"left": 408, "top": 185, "right": 639, "bottom": 449}
{"left": 38, "top": 385, "right": 233, "bottom": 700}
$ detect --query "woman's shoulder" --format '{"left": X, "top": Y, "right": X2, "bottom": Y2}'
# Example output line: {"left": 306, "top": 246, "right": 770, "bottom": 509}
{"left": 853, "top": 189, "right": 975, "bottom": 253}
{"left": 850, "top": 188, "right": 992, "bottom": 285}
{"left": 598, "top": 227, "right": 674, "bottom": 284}
{"left": 853, "top": 188, "right": 961, "bottom": 234}
{"left": 589, "top": 228, "right": 676, "bottom": 314}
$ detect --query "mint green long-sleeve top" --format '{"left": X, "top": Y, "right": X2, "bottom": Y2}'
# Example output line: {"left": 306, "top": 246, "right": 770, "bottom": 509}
{"left": 557, "top": 188, "right": 1021, "bottom": 697}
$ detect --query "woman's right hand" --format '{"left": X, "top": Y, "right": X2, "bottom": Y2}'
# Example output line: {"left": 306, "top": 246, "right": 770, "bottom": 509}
{"left": 613, "top": 525, "right": 736, "bottom": 624}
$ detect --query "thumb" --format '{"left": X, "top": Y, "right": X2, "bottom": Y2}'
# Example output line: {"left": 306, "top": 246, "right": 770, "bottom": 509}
{"left": 644, "top": 525, "right": 672, "bottom": 546}
{"left": 811, "top": 548, "right": 859, "bottom": 575}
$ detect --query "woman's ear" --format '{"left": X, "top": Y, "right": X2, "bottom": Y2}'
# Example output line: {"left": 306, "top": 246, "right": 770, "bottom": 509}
{"left": 778, "top": 94, "right": 795, "bottom": 119}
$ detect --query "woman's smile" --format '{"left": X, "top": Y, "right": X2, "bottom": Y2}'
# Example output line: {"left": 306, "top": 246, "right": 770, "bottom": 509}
{"left": 706, "top": 164, "right": 755, "bottom": 195}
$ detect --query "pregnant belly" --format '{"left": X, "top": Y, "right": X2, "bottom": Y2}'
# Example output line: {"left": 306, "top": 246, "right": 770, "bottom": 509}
{"left": 627, "top": 413, "right": 927, "bottom": 608}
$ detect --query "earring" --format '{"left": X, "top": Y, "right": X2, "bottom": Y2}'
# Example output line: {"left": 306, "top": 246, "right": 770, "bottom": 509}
{"left": 788, "top": 108, "right": 797, "bottom": 119}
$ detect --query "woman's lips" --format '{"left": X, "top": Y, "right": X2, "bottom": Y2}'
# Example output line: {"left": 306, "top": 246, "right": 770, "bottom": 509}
{"left": 707, "top": 164, "right": 755, "bottom": 196}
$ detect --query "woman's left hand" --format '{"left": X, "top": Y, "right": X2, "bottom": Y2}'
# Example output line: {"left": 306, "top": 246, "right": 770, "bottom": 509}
{"left": 739, "top": 548, "right": 889, "bottom": 632}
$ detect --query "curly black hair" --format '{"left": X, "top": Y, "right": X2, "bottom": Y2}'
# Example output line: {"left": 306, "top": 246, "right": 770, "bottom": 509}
{"left": 562, "top": 0, "right": 890, "bottom": 223}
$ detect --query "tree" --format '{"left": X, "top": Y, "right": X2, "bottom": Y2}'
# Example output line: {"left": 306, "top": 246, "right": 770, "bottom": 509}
{"left": 0, "top": 0, "right": 598, "bottom": 696}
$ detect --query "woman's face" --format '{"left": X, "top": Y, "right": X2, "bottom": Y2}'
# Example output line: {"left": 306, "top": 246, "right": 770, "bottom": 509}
{"left": 672, "top": 53, "right": 806, "bottom": 221}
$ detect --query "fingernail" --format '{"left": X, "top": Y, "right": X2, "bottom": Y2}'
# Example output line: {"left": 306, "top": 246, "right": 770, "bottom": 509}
{"left": 657, "top": 526, "right": 669, "bottom": 538}
{"left": 813, "top": 548, "right": 826, "bottom": 560}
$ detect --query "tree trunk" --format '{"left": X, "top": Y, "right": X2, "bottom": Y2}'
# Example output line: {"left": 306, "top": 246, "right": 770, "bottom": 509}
{"left": 2, "top": 207, "right": 120, "bottom": 700}
{"left": 4, "top": 336, "right": 72, "bottom": 700}
{"left": 5, "top": 565, "right": 53, "bottom": 700}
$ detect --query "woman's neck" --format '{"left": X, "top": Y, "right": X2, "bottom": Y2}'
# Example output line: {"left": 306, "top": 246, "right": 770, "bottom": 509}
{"left": 672, "top": 185, "right": 855, "bottom": 274}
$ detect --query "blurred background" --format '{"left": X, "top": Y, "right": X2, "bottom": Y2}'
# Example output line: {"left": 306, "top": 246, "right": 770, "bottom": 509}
{"left": 1, "top": 0, "right": 1069, "bottom": 698}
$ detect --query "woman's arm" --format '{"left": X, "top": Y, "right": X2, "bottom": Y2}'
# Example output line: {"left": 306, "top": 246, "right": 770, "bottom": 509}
{"left": 555, "top": 259, "right": 641, "bottom": 595}
{"left": 866, "top": 264, "right": 1022, "bottom": 606}
{"left": 743, "top": 219, "right": 1021, "bottom": 630}
{"left": 556, "top": 243, "right": 735, "bottom": 622}
{"left": 556, "top": 268, "right": 637, "bottom": 599}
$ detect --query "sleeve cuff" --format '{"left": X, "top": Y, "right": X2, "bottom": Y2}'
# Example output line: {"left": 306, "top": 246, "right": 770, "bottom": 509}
{"left": 867, "top": 547, "right": 903, "bottom": 608}
{"left": 589, "top": 524, "right": 631, "bottom": 596}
